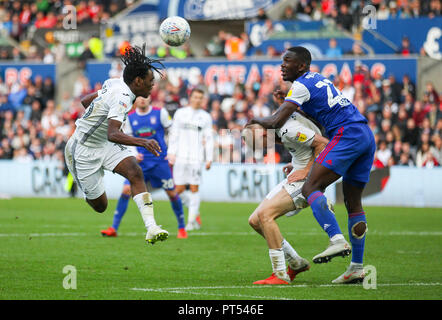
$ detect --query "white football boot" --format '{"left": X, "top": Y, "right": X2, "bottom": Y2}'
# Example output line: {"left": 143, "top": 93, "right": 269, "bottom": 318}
{"left": 185, "top": 220, "right": 201, "bottom": 231}
{"left": 332, "top": 265, "right": 365, "bottom": 284}
{"left": 312, "top": 238, "right": 351, "bottom": 264}
{"left": 145, "top": 225, "right": 169, "bottom": 245}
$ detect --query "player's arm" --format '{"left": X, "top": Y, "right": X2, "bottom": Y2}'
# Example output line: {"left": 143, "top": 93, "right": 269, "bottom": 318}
{"left": 287, "top": 134, "right": 329, "bottom": 183}
{"left": 108, "top": 119, "right": 161, "bottom": 156}
{"left": 249, "top": 82, "right": 310, "bottom": 129}
{"left": 166, "top": 110, "right": 180, "bottom": 165}
{"left": 249, "top": 100, "right": 298, "bottom": 129}
{"left": 203, "top": 115, "right": 214, "bottom": 170}
{"left": 122, "top": 117, "right": 143, "bottom": 162}
{"left": 80, "top": 92, "right": 98, "bottom": 109}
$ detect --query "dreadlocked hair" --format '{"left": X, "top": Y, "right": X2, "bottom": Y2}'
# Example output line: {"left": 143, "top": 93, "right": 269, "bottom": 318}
{"left": 120, "top": 43, "right": 164, "bottom": 85}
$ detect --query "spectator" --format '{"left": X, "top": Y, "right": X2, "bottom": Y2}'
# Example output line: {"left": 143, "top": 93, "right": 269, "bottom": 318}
{"left": 397, "top": 36, "right": 413, "bottom": 56}
{"left": 335, "top": 4, "right": 353, "bottom": 31}
{"left": 325, "top": 38, "right": 343, "bottom": 58}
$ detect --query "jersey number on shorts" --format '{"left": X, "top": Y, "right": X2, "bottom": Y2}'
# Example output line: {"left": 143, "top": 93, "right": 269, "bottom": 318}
{"left": 161, "top": 178, "right": 174, "bottom": 189}
{"left": 315, "top": 79, "right": 350, "bottom": 108}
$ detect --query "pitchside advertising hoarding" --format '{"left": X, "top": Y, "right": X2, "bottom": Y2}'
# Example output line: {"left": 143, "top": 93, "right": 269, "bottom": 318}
{"left": 0, "top": 63, "right": 56, "bottom": 84}
{"left": 85, "top": 57, "right": 418, "bottom": 89}
{"left": 0, "top": 161, "right": 442, "bottom": 207}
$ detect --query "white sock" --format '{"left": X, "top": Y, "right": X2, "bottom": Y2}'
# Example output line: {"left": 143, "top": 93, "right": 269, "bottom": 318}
{"left": 180, "top": 190, "right": 190, "bottom": 207}
{"left": 269, "top": 248, "right": 286, "bottom": 274}
{"left": 350, "top": 262, "right": 363, "bottom": 269}
{"left": 133, "top": 192, "right": 156, "bottom": 230}
{"left": 188, "top": 191, "right": 200, "bottom": 223}
{"left": 281, "top": 239, "right": 301, "bottom": 263}
{"left": 331, "top": 234, "right": 345, "bottom": 242}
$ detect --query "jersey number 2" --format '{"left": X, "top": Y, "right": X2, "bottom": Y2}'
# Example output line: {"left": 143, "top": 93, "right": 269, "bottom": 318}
{"left": 315, "top": 79, "right": 347, "bottom": 108}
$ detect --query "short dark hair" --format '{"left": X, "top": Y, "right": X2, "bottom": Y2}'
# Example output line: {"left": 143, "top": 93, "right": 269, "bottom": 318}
{"left": 120, "top": 44, "right": 164, "bottom": 85}
{"left": 288, "top": 46, "right": 312, "bottom": 68}
{"left": 190, "top": 87, "right": 205, "bottom": 97}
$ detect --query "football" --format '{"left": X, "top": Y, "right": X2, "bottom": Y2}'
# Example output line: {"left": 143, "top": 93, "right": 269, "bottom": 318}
{"left": 159, "top": 16, "right": 191, "bottom": 47}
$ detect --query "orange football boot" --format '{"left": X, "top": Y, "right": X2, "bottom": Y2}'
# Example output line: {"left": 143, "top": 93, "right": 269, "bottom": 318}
{"left": 196, "top": 215, "right": 202, "bottom": 226}
{"left": 101, "top": 227, "right": 117, "bottom": 237}
{"left": 253, "top": 273, "right": 290, "bottom": 285}
{"left": 177, "top": 228, "right": 188, "bottom": 239}
{"left": 287, "top": 263, "right": 311, "bottom": 281}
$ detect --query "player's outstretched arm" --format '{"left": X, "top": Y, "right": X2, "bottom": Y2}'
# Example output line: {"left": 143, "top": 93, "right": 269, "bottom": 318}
{"left": 80, "top": 92, "right": 98, "bottom": 109}
{"left": 108, "top": 119, "right": 161, "bottom": 156}
{"left": 249, "top": 100, "right": 298, "bottom": 129}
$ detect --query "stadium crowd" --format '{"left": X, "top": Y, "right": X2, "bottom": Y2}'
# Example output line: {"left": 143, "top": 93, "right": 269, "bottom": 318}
{"left": 0, "top": 61, "right": 441, "bottom": 168}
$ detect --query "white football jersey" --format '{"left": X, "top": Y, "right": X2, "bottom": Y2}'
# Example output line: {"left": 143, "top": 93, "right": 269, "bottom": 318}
{"left": 168, "top": 106, "right": 214, "bottom": 164}
{"left": 276, "top": 112, "right": 321, "bottom": 170}
{"left": 74, "top": 78, "right": 136, "bottom": 148}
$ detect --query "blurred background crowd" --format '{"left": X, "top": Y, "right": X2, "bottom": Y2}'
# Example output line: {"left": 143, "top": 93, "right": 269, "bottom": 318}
{"left": 1, "top": 62, "right": 441, "bottom": 167}
{"left": 0, "top": 0, "right": 441, "bottom": 168}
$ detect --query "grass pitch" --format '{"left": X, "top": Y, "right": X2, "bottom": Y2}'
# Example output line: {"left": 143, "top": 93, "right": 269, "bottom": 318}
{"left": 0, "top": 198, "right": 441, "bottom": 300}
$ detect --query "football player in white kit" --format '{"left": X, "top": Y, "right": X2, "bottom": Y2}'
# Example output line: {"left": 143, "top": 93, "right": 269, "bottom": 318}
{"left": 167, "top": 88, "right": 214, "bottom": 231}
{"left": 246, "top": 112, "right": 329, "bottom": 284}
{"left": 64, "top": 45, "right": 169, "bottom": 245}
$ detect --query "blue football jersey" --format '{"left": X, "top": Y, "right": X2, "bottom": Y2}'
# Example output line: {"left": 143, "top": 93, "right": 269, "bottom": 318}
{"left": 284, "top": 72, "right": 367, "bottom": 137}
{"left": 126, "top": 107, "right": 172, "bottom": 162}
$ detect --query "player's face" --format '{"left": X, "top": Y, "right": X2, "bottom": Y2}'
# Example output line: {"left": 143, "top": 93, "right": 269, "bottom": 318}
{"left": 136, "top": 70, "right": 155, "bottom": 98}
{"left": 281, "top": 51, "right": 306, "bottom": 82}
{"left": 189, "top": 91, "right": 204, "bottom": 109}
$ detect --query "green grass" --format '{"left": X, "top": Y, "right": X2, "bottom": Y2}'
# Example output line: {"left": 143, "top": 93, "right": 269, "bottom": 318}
{"left": 0, "top": 198, "right": 441, "bottom": 300}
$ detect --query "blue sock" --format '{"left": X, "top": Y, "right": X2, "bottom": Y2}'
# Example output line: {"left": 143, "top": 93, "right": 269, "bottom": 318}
{"left": 348, "top": 212, "right": 367, "bottom": 264}
{"left": 112, "top": 194, "right": 130, "bottom": 231}
{"left": 307, "top": 191, "right": 342, "bottom": 238}
{"left": 170, "top": 194, "right": 185, "bottom": 229}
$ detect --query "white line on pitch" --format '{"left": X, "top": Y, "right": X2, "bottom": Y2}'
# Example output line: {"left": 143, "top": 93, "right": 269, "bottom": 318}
{"left": 132, "top": 282, "right": 441, "bottom": 292}
{"left": 131, "top": 287, "right": 294, "bottom": 300}
{"left": 0, "top": 231, "right": 441, "bottom": 238}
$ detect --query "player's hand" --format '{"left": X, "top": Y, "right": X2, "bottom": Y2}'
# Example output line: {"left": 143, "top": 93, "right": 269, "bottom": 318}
{"left": 287, "top": 168, "right": 309, "bottom": 183}
{"left": 205, "top": 161, "right": 212, "bottom": 170}
{"left": 282, "top": 163, "right": 293, "bottom": 176}
{"left": 136, "top": 153, "right": 144, "bottom": 162}
{"left": 273, "top": 89, "right": 286, "bottom": 105}
{"left": 141, "top": 139, "right": 161, "bottom": 157}
{"left": 166, "top": 154, "right": 176, "bottom": 165}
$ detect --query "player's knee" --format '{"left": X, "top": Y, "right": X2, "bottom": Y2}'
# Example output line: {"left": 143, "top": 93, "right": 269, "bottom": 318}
{"left": 122, "top": 185, "right": 131, "bottom": 196}
{"left": 248, "top": 214, "right": 260, "bottom": 230}
{"left": 92, "top": 201, "right": 107, "bottom": 213}
{"left": 351, "top": 221, "right": 367, "bottom": 239}
{"left": 257, "top": 208, "right": 275, "bottom": 224}
{"left": 126, "top": 166, "right": 143, "bottom": 183}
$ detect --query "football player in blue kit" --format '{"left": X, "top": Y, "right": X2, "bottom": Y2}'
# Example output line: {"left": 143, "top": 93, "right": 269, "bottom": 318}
{"left": 101, "top": 96, "right": 187, "bottom": 239}
{"left": 250, "top": 47, "right": 376, "bottom": 284}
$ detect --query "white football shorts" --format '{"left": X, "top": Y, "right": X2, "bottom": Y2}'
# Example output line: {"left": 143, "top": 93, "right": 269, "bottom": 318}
{"left": 173, "top": 162, "right": 203, "bottom": 186}
{"left": 265, "top": 176, "right": 308, "bottom": 217}
{"left": 65, "top": 136, "right": 133, "bottom": 199}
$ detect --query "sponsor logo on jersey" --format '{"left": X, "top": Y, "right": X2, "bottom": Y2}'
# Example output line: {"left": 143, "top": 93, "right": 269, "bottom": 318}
{"left": 119, "top": 101, "right": 127, "bottom": 108}
{"left": 295, "top": 132, "right": 307, "bottom": 142}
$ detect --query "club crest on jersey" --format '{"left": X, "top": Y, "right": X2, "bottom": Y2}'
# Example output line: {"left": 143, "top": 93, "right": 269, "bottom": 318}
{"left": 287, "top": 89, "right": 293, "bottom": 97}
{"left": 296, "top": 132, "right": 307, "bottom": 142}
{"left": 150, "top": 117, "right": 157, "bottom": 125}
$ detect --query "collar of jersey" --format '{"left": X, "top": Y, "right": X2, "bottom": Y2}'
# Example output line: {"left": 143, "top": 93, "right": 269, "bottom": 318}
{"left": 120, "top": 77, "right": 136, "bottom": 102}
{"left": 136, "top": 106, "right": 152, "bottom": 116}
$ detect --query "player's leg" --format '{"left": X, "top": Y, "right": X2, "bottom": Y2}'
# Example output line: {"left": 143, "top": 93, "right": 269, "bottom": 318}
{"left": 111, "top": 154, "right": 168, "bottom": 244}
{"left": 332, "top": 126, "right": 375, "bottom": 283}
{"left": 253, "top": 188, "right": 310, "bottom": 284}
{"left": 186, "top": 184, "right": 202, "bottom": 230}
{"left": 65, "top": 137, "right": 108, "bottom": 213}
{"left": 149, "top": 162, "right": 187, "bottom": 238}
{"left": 331, "top": 180, "right": 367, "bottom": 284}
{"left": 101, "top": 182, "right": 131, "bottom": 237}
{"left": 302, "top": 163, "right": 351, "bottom": 263}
